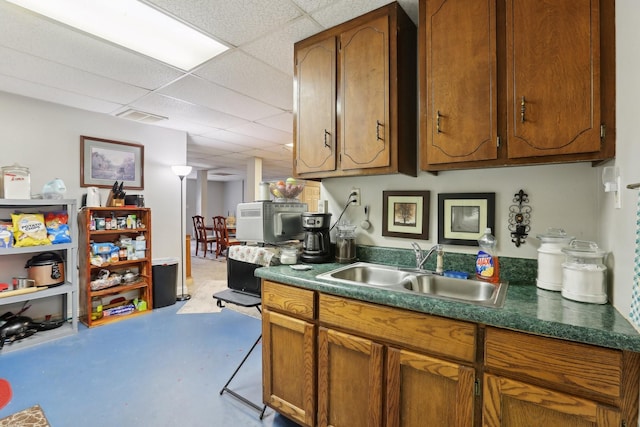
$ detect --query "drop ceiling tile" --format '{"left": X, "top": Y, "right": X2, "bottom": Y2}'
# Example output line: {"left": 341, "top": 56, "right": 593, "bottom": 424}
{"left": 241, "top": 16, "right": 324, "bottom": 75}
{"left": 228, "top": 122, "right": 292, "bottom": 144}
{"left": 256, "top": 112, "right": 294, "bottom": 133}
{"left": 241, "top": 147, "right": 290, "bottom": 160}
{"left": 311, "top": 0, "right": 393, "bottom": 28}
{"left": 0, "top": 75, "right": 122, "bottom": 114}
{"left": 201, "top": 129, "right": 280, "bottom": 150}
{"left": 148, "top": 0, "right": 303, "bottom": 46}
{"left": 189, "top": 135, "right": 252, "bottom": 152}
{"left": 0, "top": 2, "right": 184, "bottom": 89}
{"left": 159, "top": 75, "right": 283, "bottom": 121}
{"left": 130, "top": 93, "right": 248, "bottom": 129}
{"left": 195, "top": 50, "right": 293, "bottom": 110}
{"left": 291, "top": 0, "right": 341, "bottom": 13}
{"left": 0, "top": 47, "right": 149, "bottom": 104}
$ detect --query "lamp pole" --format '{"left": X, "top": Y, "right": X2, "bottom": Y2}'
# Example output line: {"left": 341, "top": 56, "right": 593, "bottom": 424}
{"left": 172, "top": 165, "right": 192, "bottom": 301}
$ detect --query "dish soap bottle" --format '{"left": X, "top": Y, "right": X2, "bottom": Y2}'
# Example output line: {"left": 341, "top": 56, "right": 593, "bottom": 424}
{"left": 476, "top": 228, "right": 500, "bottom": 283}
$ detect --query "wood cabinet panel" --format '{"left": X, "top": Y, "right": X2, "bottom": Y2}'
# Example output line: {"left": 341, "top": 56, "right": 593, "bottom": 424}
{"left": 318, "top": 327, "right": 383, "bottom": 427}
{"left": 483, "top": 374, "right": 620, "bottom": 427}
{"left": 339, "top": 15, "right": 390, "bottom": 171}
{"left": 262, "top": 280, "right": 315, "bottom": 320}
{"left": 319, "top": 293, "right": 476, "bottom": 362}
{"left": 386, "top": 347, "right": 475, "bottom": 427}
{"left": 420, "top": 0, "right": 615, "bottom": 171}
{"left": 262, "top": 309, "right": 316, "bottom": 427}
{"left": 294, "top": 2, "right": 416, "bottom": 179}
{"left": 485, "top": 327, "right": 621, "bottom": 403}
{"left": 506, "top": 0, "right": 602, "bottom": 158}
{"left": 422, "top": 0, "right": 497, "bottom": 165}
{"left": 295, "top": 36, "right": 337, "bottom": 174}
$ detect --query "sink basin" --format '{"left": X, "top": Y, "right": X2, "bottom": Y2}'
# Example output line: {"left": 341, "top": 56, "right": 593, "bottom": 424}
{"left": 316, "top": 262, "right": 508, "bottom": 308}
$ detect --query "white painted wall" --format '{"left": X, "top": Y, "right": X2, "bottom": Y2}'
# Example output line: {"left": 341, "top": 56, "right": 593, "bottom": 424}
{"left": 322, "top": 163, "right": 599, "bottom": 260}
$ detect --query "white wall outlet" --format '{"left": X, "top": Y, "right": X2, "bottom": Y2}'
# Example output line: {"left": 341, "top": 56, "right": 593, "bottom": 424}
{"left": 317, "top": 199, "right": 328, "bottom": 213}
{"left": 351, "top": 188, "right": 360, "bottom": 206}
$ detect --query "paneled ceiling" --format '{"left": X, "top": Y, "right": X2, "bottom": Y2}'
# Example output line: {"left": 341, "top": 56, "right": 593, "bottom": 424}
{"left": 0, "top": 0, "right": 418, "bottom": 181}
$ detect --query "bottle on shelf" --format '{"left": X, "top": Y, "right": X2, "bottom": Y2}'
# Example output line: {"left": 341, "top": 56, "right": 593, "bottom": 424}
{"left": 475, "top": 228, "right": 500, "bottom": 284}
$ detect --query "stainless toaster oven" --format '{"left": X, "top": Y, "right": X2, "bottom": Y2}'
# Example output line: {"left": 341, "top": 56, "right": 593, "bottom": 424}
{"left": 235, "top": 201, "right": 307, "bottom": 244}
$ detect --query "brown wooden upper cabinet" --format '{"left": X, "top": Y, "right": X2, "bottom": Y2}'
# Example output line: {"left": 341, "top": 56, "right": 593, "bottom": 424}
{"left": 294, "top": 2, "right": 417, "bottom": 179}
{"left": 420, "top": 0, "right": 616, "bottom": 172}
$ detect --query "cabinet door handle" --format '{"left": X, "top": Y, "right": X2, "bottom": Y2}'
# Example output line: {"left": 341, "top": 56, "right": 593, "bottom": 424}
{"left": 520, "top": 96, "right": 526, "bottom": 123}
{"left": 324, "top": 129, "right": 331, "bottom": 148}
{"left": 436, "top": 110, "right": 442, "bottom": 133}
{"left": 376, "top": 120, "right": 384, "bottom": 141}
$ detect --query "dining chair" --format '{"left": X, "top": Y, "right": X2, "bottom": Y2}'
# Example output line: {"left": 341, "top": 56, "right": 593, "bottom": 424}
{"left": 192, "top": 215, "right": 216, "bottom": 256}
{"left": 213, "top": 215, "right": 241, "bottom": 258}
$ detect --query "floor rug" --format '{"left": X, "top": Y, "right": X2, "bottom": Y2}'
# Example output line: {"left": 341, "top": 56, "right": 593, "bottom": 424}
{"left": 0, "top": 404, "right": 50, "bottom": 427}
{"left": 176, "top": 280, "right": 260, "bottom": 319}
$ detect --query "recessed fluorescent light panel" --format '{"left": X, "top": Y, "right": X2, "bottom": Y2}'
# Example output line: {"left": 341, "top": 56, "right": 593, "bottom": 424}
{"left": 7, "top": 0, "right": 229, "bottom": 70}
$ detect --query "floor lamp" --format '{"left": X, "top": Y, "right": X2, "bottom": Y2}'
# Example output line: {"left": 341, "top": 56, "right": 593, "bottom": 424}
{"left": 172, "top": 165, "right": 192, "bottom": 301}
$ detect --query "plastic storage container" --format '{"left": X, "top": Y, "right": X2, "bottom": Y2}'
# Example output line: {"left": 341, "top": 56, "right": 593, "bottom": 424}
{"left": 335, "top": 224, "right": 357, "bottom": 264}
{"left": 152, "top": 258, "right": 179, "bottom": 308}
{"left": 1, "top": 164, "right": 30, "bottom": 199}
{"left": 536, "top": 228, "right": 574, "bottom": 291}
{"left": 476, "top": 228, "right": 500, "bottom": 283}
{"left": 561, "top": 240, "right": 607, "bottom": 304}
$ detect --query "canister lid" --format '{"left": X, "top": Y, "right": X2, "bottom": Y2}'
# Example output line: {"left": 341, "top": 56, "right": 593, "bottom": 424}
{"left": 536, "top": 228, "right": 574, "bottom": 243}
{"left": 25, "top": 251, "right": 64, "bottom": 267}
{"left": 561, "top": 240, "right": 607, "bottom": 259}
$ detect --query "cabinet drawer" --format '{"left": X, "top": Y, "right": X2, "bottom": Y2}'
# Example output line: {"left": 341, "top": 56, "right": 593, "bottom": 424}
{"left": 262, "top": 281, "right": 315, "bottom": 321}
{"left": 485, "top": 327, "right": 623, "bottom": 402}
{"left": 319, "top": 294, "right": 476, "bottom": 362}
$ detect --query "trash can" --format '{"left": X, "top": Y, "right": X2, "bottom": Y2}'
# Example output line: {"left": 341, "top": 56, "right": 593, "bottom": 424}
{"left": 152, "top": 258, "right": 179, "bottom": 308}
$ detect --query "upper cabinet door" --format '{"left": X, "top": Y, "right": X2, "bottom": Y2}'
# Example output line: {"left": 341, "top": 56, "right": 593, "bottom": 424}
{"left": 339, "top": 15, "right": 391, "bottom": 171}
{"left": 423, "top": 0, "right": 498, "bottom": 165}
{"left": 295, "top": 36, "right": 337, "bottom": 175}
{"left": 506, "top": 0, "right": 601, "bottom": 158}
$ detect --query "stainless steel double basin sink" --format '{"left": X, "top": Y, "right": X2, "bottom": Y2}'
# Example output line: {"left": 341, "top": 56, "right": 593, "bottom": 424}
{"left": 316, "top": 262, "right": 508, "bottom": 308}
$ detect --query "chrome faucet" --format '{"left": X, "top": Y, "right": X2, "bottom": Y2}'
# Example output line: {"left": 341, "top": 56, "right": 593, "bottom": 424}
{"left": 411, "top": 242, "right": 444, "bottom": 273}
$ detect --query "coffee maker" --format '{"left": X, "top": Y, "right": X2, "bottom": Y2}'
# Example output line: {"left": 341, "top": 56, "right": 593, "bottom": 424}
{"left": 300, "top": 212, "right": 332, "bottom": 263}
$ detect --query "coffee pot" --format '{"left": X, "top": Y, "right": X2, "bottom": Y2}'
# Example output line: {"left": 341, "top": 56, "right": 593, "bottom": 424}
{"left": 300, "top": 212, "right": 332, "bottom": 263}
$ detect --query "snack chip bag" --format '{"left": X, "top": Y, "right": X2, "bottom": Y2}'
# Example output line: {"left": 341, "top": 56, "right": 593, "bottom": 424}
{"left": 12, "top": 213, "right": 51, "bottom": 247}
{"left": 45, "top": 211, "right": 72, "bottom": 244}
{"left": 0, "top": 221, "right": 13, "bottom": 248}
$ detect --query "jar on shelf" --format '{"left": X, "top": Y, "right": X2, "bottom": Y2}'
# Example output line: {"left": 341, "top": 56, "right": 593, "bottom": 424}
{"left": 280, "top": 246, "right": 298, "bottom": 265}
{"left": 561, "top": 240, "right": 607, "bottom": 304}
{"left": 535, "top": 228, "right": 574, "bottom": 291}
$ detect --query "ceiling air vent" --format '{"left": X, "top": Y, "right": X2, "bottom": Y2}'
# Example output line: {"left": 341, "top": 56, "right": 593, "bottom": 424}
{"left": 116, "top": 109, "right": 167, "bottom": 124}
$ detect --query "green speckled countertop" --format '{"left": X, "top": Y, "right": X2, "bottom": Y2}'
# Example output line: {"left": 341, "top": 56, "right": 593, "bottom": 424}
{"left": 254, "top": 246, "right": 640, "bottom": 353}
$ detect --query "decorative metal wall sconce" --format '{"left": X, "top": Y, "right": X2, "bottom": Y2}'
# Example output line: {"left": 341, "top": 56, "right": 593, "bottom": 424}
{"left": 508, "top": 189, "right": 531, "bottom": 247}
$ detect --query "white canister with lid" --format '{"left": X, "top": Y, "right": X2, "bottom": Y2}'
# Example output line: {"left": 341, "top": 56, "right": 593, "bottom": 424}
{"left": 536, "top": 228, "right": 574, "bottom": 291}
{"left": 561, "top": 240, "right": 607, "bottom": 304}
{"left": 1, "top": 163, "right": 31, "bottom": 199}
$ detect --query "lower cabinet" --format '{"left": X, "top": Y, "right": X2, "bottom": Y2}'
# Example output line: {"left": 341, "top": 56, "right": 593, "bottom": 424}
{"left": 484, "top": 327, "right": 640, "bottom": 427}
{"left": 317, "top": 327, "right": 384, "bottom": 427}
{"left": 483, "top": 374, "right": 620, "bottom": 427}
{"left": 262, "top": 281, "right": 316, "bottom": 427}
{"left": 386, "top": 348, "right": 475, "bottom": 427}
{"left": 262, "top": 281, "right": 640, "bottom": 427}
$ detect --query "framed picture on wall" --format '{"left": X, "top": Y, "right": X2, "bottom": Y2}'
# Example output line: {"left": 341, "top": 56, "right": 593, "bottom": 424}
{"left": 382, "top": 190, "right": 430, "bottom": 239}
{"left": 80, "top": 135, "right": 144, "bottom": 189}
{"left": 438, "top": 193, "right": 495, "bottom": 246}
